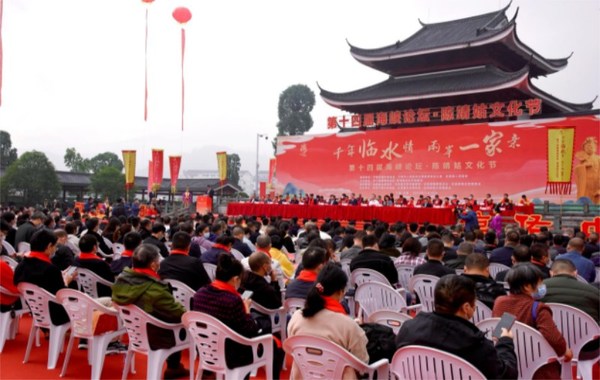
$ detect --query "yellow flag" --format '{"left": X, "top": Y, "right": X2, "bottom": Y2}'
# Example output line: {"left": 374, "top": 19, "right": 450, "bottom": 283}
{"left": 546, "top": 127, "right": 574, "bottom": 194}
{"left": 122, "top": 150, "right": 136, "bottom": 190}
{"left": 216, "top": 151, "right": 227, "bottom": 182}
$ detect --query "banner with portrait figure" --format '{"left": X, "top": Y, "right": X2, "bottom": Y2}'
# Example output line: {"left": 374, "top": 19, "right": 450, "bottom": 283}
{"left": 275, "top": 115, "right": 600, "bottom": 204}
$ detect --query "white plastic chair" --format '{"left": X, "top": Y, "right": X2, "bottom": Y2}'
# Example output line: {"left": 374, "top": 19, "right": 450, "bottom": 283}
{"left": 165, "top": 279, "right": 195, "bottom": 311}
{"left": 408, "top": 274, "right": 439, "bottom": 313}
{"left": 284, "top": 297, "right": 305, "bottom": 316}
{"left": 56, "top": 288, "right": 127, "bottom": 379}
{"left": 576, "top": 274, "right": 589, "bottom": 283}
{"left": 0, "top": 285, "right": 29, "bottom": 352}
{"left": 488, "top": 263, "right": 510, "bottom": 280}
{"left": 477, "top": 318, "right": 562, "bottom": 379}
{"left": 391, "top": 345, "right": 486, "bottom": 380}
{"left": 1, "top": 255, "right": 19, "bottom": 270}
{"left": 182, "top": 311, "right": 273, "bottom": 380}
{"left": 112, "top": 243, "right": 125, "bottom": 260}
{"left": 355, "top": 281, "right": 419, "bottom": 320}
{"left": 231, "top": 248, "right": 245, "bottom": 261}
{"left": 203, "top": 263, "right": 217, "bottom": 281}
{"left": 351, "top": 268, "right": 394, "bottom": 288}
{"left": 2, "top": 240, "right": 16, "bottom": 256}
{"left": 17, "top": 242, "right": 31, "bottom": 255}
{"left": 368, "top": 310, "right": 413, "bottom": 335}
{"left": 547, "top": 302, "right": 600, "bottom": 380}
{"left": 250, "top": 301, "right": 287, "bottom": 342}
{"left": 471, "top": 300, "right": 492, "bottom": 325}
{"left": 117, "top": 303, "right": 192, "bottom": 380}
{"left": 395, "top": 263, "right": 415, "bottom": 290}
{"left": 283, "top": 335, "right": 389, "bottom": 380}
{"left": 76, "top": 268, "right": 114, "bottom": 299}
{"left": 17, "top": 282, "right": 71, "bottom": 369}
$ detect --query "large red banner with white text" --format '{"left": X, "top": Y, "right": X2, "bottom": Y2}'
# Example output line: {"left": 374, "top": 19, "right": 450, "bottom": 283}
{"left": 275, "top": 115, "right": 600, "bottom": 204}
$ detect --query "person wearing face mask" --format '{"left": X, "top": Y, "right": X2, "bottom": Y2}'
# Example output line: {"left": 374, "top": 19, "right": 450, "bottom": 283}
{"left": 493, "top": 263, "right": 573, "bottom": 379}
{"left": 193, "top": 254, "right": 284, "bottom": 378}
{"left": 112, "top": 244, "right": 189, "bottom": 379}
{"left": 396, "top": 275, "right": 518, "bottom": 379}
{"left": 189, "top": 223, "right": 214, "bottom": 259}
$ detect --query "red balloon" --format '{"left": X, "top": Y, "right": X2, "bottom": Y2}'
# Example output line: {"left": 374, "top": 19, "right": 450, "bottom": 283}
{"left": 141, "top": 0, "right": 154, "bottom": 3}
{"left": 172, "top": 7, "right": 192, "bottom": 24}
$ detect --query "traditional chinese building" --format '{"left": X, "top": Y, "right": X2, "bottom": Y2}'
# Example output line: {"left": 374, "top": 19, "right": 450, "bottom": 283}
{"left": 320, "top": 2, "right": 596, "bottom": 129}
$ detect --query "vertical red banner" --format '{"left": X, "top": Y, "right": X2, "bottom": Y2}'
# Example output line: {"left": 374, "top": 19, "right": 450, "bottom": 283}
{"left": 259, "top": 181, "right": 267, "bottom": 199}
{"left": 152, "top": 149, "right": 163, "bottom": 192}
{"left": 169, "top": 155, "right": 182, "bottom": 193}
{"left": 147, "top": 160, "right": 154, "bottom": 194}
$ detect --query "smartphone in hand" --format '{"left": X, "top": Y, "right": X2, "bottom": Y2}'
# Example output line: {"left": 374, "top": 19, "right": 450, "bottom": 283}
{"left": 64, "top": 266, "right": 77, "bottom": 277}
{"left": 241, "top": 290, "right": 253, "bottom": 300}
{"left": 493, "top": 312, "right": 516, "bottom": 339}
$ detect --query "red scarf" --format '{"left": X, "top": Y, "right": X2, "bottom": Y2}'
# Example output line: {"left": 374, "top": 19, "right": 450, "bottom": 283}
{"left": 79, "top": 252, "right": 101, "bottom": 260}
{"left": 256, "top": 247, "right": 272, "bottom": 258}
{"left": 322, "top": 295, "right": 347, "bottom": 315}
{"left": 27, "top": 251, "right": 51, "bottom": 264}
{"left": 169, "top": 249, "right": 188, "bottom": 256}
{"left": 296, "top": 270, "right": 318, "bottom": 282}
{"left": 121, "top": 250, "right": 134, "bottom": 258}
{"left": 213, "top": 243, "right": 231, "bottom": 253}
{"left": 211, "top": 280, "right": 240, "bottom": 297}
{"left": 132, "top": 267, "right": 161, "bottom": 280}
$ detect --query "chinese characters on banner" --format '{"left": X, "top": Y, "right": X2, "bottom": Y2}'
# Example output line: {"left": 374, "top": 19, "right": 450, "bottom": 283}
{"left": 275, "top": 116, "right": 599, "bottom": 203}
{"left": 327, "top": 98, "right": 542, "bottom": 129}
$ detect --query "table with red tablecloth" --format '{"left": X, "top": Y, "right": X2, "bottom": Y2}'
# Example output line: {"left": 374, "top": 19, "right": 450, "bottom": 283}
{"left": 226, "top": 203, "right": 457, "bottom": 225}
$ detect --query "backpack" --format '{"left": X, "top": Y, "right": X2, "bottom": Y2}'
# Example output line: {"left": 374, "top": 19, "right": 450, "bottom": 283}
{"left": 360, "top": 322, "right": 397, "bottom": 363}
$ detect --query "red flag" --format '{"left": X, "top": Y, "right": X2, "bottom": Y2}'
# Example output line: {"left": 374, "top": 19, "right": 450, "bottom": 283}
{"left": 147, "top": 160, "right": 153, "bottom": 194}
{"left": 152, "top": 149, "right": 163, "bottom": 192}
{"left": 169, "top": 156, "right": 182, "bottom": 193}
{"left": 172, "top": 7, "right": 191, "bottom": 130}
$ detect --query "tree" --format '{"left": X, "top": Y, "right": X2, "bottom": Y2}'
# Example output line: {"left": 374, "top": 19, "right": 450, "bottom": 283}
{"left": 226, "top": 153, "right": 241, "bottom": 186}
{"left": 0, "top": 131, "right": 18, "bottom": 169}
{"left": 88, "top": 152, "right": 123, "bottom": 173}
{"left": 276, "top": 84, "right": 315, "bottom": 137}
{"left": 64, "top": 147, "right": 90, "bottom": 172}
{"left": 90, "top": 166, "right": 125, "bottom": 201}
{"left": 1, "top": 151, "right": 61, "bottom": 206}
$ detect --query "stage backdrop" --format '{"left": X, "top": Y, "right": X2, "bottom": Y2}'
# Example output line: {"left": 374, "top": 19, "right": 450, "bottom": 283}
{"left": 275, "top": 115, "right": 600, "bottom": 204}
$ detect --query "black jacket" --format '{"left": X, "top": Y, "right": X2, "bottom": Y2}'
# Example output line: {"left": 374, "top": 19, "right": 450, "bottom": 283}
{"left": 396, "top": 311, "right": 518, "bottom": 379}
{"left": 14, "top": 256, "right": 69, "bottom": 325}
{"left": 232, "top": 239, "right": 253, "bottom": 258}
{"left": 413, "top": 260, "right": 455, "bottom": 278}
{"left": 74, "top": 256, "right": 115, "bottom": 297}
{"left": 461, "top": 273, "right": 506, "bottom": 309}
{"left": 240, "top": 271, "right": 282, "bottom": 310}
{"left": 350, "top": 249, "right": 398, "bottom": 285}
{"left": 158, "top": 253, "right": 210, "bottom": 291}
{"left": 143, "top": 236, "right": 169, "bottom": 258}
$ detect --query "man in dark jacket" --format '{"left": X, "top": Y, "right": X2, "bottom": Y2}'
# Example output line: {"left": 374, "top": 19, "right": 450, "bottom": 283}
{"left": 232, "top": 227, "right": 253, "bottom": 258}
{"left": 542, "top": 259, "right": 599, "bottom": 321}
{"left": 350, "top": 234, "right": 398, "bottom": 285}
{"left": 142, "top": 223, "right": 169, "bottom": 258}
{"left": 110, "top": 232, "right": 142, "bottom": 275}
{"left": 14, "top": 211, "right": 45, "bottom": 248}
{"left": 112, "top": 244, "right": 188, "bottom": 379}
{"left": 158, "top": 231, "right": 210, "bottom": 291}
{"left": 14, "top": 229, "right": 77, "bottom": 325}
{"left": 396, "top": 275, "right": 518, "bottom": 379}
{"left": 240, "top": 251, "right": 281, "bottom": 310}
{"left": 489, "top": 230, "right": 520, "bottom": 267}
{"left": 201, "top": 235, "right": 235, "bottom": 265}
{"left": 75, "top": 234, "right": 115, "bottom": 297}
{"left": 286, "top": 247, "right": 326, "bottom": 299}
{"left": 413, "top": 239, "right": 456, "bottom": 278}
{"left": 461, "top": 253, "right": 506, "bottom": 309}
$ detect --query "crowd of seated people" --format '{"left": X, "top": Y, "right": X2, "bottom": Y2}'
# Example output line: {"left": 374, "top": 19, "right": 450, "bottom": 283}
{"left": 0, "top": 203, "right": 598, "bottom": 379}
{"left": 248, "top": 192, "right": 528, "bottom": 211}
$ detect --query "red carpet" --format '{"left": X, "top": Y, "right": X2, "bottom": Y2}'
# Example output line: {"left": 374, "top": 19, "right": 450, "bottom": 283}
{"left": 0, "top": 315, "right": 291, "bottom": 379}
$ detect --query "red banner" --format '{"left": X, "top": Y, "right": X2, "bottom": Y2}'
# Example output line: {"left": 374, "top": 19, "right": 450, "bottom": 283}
{"left": 268, "top": 158, "right": 277, "bottom": 190}
{"left": 147, "top": 160, "right": 153, "bottom": 194}
{"left": 275, "top": 115, "right": 600, "bottom": 204}
{"left": 152, "top": 149, "right": 163, "bottom": 192}
{"left": 196, "top": 195, "right": 212, "bottom": 215}
{"left": 169, "top": 155, "right": 182, "bottom": 193}
{"left": 259, "top": 181, "right": 267, "bottom": 199}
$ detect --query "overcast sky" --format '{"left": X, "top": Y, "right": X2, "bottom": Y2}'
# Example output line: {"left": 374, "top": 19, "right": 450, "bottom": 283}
{"left": 0, "top": 0, "right": 598, "bottom": 177}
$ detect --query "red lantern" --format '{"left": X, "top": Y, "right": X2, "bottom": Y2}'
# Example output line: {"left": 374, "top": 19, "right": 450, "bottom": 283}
{"left": 141, "top": 0, "right": 155, "bottom": 122}
{"left": 172, "top": 7, "right": 192, "bottom": 131}
{"left": 172, "top": 7, "right": 192, "bottom": 24}
{"left": 141, "top": 0, "right": 154, "bottom": 3}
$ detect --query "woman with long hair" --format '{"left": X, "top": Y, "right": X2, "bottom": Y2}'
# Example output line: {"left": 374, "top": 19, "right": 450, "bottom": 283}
{"left": 287, "top": 262, "right": 368, "bottom": 379}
